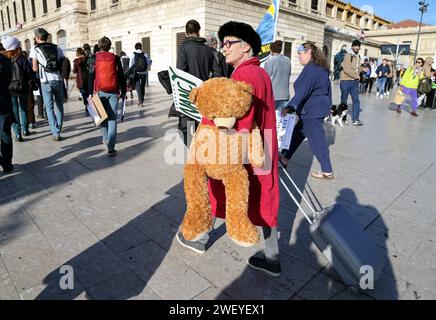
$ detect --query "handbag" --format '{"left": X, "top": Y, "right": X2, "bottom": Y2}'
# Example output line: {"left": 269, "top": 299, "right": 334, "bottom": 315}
{"left": 394, "top": 88, "right": 406, "bottom": 105}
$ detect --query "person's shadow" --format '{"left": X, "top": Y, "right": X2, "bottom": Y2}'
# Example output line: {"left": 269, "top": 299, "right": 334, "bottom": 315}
{"left": 33, "top": 180, "right": 227, "bottom": 300}
{"left": 216, "top": 125, "right": 399, "bottom": 300}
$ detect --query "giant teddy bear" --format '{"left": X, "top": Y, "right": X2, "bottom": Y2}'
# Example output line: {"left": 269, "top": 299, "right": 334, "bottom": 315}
{"left": 180, "top": 77, "right": 265, "bottom": 247}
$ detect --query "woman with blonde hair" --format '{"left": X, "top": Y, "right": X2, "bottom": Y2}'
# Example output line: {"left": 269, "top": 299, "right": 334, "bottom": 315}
{"left": 280, "top": 42, "right": 334, "bottom": 179}
{"left": 1, "top": 36, "right": 33, "bottom": 141}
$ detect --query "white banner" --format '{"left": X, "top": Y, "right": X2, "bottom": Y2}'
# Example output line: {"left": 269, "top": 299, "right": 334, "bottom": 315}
{"left": 276, "top": 111, "right": 296, "bottom": 151}
{"left": 168, "top": 66, "right": 203, "bottom": 122}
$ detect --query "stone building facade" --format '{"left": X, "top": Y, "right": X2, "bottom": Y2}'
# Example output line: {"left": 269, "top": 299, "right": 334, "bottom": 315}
{"left": 1, "top": 0, "right": 434, "bottom": 79}
{"left": 366, "top": 25, "right": 436, "bottom": 67}
{"left": 0, "top": 0, "right": 328, "bottom": 79}
{"left": 322, "top": 0, "right": 390, "bottom": 68}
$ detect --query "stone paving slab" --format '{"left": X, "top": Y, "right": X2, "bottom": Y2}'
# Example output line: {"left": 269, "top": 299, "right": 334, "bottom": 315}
{"left": 1, "top": 83, "right": 435, "bottom": 300}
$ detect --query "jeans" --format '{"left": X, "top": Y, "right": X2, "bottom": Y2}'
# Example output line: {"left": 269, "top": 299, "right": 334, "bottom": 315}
{"left": 98, "top": 91, "right": 119, "bottom": 151}
{"left": 377, "top": 77, "right": 387, "bottom": 96}
{"left": 0, "top": 113, "right": 13, "bottom": 169}
{"left": 340, "top": 80, "right": 361, "bottom": 122}
{"left": 40, "top": 80, "right": 64, "bottom": 137}
{"left": 11, "top": 95, "right": 29, "bottom": 137}
{"left": 135, "top": 74, "right": 147, "bottom": 104}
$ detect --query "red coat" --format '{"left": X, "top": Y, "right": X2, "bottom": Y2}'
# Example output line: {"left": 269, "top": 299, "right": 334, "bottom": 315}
{"left": 207, "top": 57, "right": 280, "bottom": 227}
{"left": 73, "top": 56, "right": 87, "bottom": 89}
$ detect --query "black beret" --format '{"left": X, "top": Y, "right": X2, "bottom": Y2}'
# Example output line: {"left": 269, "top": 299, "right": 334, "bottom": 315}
{"left": 218, "top": 21, "right": 262, "bottom": 56}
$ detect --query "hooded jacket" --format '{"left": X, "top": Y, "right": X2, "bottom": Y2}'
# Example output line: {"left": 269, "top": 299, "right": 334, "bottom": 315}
{"left": 176, "top": 36, "right": 215, "bottom": 81}
{"left": 340, "top": 49, "right": 361, "bottom": 81}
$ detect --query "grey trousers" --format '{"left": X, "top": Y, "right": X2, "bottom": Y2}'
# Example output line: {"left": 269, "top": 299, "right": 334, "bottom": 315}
{"left": 200, "top": 218, "right": 280, "bottom": 264}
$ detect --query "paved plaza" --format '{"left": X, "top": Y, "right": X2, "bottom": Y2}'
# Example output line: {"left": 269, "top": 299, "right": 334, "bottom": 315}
{"left": 0, "top": 82, "right": 435, "bottom": 300}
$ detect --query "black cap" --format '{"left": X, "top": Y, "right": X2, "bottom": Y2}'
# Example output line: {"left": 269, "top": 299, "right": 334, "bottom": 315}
{"left": 352, "top": 40, "right": 361, "bottom": 47}
{"left": 218, "top": 21, "right": 262, "bottom": 56}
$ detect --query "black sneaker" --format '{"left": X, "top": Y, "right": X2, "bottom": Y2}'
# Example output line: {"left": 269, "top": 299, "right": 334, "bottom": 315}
{"left": 247, "top": 256, "right": 281, "bottom": 277}
{"left": 1, "top": 164, "right": 13, "bottom": 173}
{"left": 176, "top": 231, "right": 205, "bottom": 254}
{"left": 351, "top": 120, "right": 363, "bottom": 126}
{"left": 108, "top": 149, "right": 117, "bottom": 157}
{"left": 52, "top": 135, "right": 62, "bottom": 141}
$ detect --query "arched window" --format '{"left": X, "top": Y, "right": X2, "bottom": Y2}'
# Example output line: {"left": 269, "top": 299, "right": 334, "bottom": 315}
{"left": 57, "top": 30, "right": 66, "bottom": 50}
{"left": 24, "top": 39, "right": 31, "bottom": 52}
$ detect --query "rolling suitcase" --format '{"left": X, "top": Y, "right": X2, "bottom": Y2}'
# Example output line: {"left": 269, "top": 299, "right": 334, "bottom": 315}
{"left": 279, "top": 164, "right": 386, "bottom": 291}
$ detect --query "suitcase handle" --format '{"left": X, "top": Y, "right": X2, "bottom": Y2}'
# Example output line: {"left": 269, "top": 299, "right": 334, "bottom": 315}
{"left": 279, "top": 162, "right": 325, "bottom": 224}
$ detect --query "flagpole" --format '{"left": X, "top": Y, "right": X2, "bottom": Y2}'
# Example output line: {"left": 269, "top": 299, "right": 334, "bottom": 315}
{"left": 273, "top": 0, "right": 280, "bottom": 42}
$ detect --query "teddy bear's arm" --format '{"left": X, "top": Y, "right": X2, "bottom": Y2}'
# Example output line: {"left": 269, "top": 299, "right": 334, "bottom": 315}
{"left": 248, "top": 123, "right": 265, "bottom": 168}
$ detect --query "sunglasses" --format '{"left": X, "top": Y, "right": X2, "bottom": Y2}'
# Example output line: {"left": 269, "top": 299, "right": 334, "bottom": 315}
{"left": 220, "top": 40, "right": 242, "bottom": 49}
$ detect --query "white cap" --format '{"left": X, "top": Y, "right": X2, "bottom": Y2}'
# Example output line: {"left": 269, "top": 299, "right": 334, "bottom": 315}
{"left": 1, "top": 36, "right": 20, "bottom": 51}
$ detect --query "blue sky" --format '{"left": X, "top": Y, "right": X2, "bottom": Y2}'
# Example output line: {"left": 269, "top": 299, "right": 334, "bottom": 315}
{"left": 348, "top": 0, "right": 436, "bottom": 25}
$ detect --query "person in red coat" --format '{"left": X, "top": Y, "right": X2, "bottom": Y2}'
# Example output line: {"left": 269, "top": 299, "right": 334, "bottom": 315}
{"left": 177, "top": 21, "right": 281, "bottom": 277}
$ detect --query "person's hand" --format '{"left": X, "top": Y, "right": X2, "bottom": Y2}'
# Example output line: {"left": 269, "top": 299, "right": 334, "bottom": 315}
{"left": 280, "top": 107, "right": 289, "bottom": 117}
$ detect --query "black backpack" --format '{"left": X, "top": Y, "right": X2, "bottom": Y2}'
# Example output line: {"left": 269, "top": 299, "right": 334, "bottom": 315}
{"left": 9, "top": 57, "right": 26, "bottom": 96}
{"left": 133, "top": 52, "right": 148, "bottom": 73}
{"left": 35, "top": 43, "right": 59, "bottom": 73}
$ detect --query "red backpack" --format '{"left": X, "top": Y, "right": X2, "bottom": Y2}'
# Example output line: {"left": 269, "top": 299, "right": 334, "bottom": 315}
{"left": 94, "top": 52, "right": 118, "bottom": 93}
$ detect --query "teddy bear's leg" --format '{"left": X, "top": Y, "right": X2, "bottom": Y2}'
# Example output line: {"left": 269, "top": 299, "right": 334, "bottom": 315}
{"left": 222, "top": 169, "right": 260, "bottom": 247}
{"left": 181, "top": 164, "right": 213, "bottom": 242}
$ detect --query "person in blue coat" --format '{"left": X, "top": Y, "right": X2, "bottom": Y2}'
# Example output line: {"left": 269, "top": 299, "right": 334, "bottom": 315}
{"left": 279, "top": 42, "right": 334, "bottom": 179}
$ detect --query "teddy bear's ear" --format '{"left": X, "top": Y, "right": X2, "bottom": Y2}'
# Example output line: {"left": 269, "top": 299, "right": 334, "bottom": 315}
{"left": 237, "top": 81, "right": 254, "bottom": 95}
{"left": 189, "top": 88, "right": 199, "bottom": 104}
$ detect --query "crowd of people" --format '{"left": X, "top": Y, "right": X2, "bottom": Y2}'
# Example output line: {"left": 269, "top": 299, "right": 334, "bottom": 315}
{"left": 1, "top": 19, "right": 436, "bottom": 279}
{"left": 334, "top": 41, "right": 436, "bottom": 117}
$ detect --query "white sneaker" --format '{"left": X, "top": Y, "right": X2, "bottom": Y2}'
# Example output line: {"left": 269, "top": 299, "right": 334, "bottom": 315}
{"left": 386, "top": 91, "right": 390, "bottom": 96}
{"left": 376, "top": 92, "right": 380, "bottom": 97}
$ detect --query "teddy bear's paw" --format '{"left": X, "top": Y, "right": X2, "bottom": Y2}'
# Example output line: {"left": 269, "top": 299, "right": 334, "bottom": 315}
{"left": 227, "top": 229, "right": 260, "bottom": 247}
{"left": 180, "top": 210, "right": 213, "bottom": 241}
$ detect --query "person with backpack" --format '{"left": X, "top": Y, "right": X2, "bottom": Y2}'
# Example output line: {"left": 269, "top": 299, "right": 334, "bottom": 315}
{"left": 120, "top": 51, "right": 133, "bottom": 99}
{"left": 0, "top": 47, "right": 14, "bottom": 173}
{"left": 30, "top": 28, "right": 65, "bottom": 141}
{"left": 86, "top": 44, "right": 100, "bottom": 100}
{"left": 333, "top": 45, "right": 347, "bottom": 81}
{"left": 128, "top": 43, "right": 149, "bottom": 107}
{"left": 92, "top": 36, "right": 126, "bottom": 156}
{"left": 340, "top": 40, "right": 362, "bottom": 126}
{"left": 1, "top": 36, "right": 33, "bottom": 142}
{"left": 73, "top": 47, "right": 89, "bottom": 111}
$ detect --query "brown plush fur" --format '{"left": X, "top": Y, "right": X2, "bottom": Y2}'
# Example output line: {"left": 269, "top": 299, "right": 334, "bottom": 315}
{"left": 180, "top": 78, "right": 264, "bottom": 247}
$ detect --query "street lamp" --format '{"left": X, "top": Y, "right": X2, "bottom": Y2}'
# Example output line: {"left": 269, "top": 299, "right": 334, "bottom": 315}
{"left": 413, "top": 0, "right": 429, "bottom": 62}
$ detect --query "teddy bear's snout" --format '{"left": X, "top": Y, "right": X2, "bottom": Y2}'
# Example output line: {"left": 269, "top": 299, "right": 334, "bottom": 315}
{"left": 214, "top": 117, "right": 236, "bottom": 129}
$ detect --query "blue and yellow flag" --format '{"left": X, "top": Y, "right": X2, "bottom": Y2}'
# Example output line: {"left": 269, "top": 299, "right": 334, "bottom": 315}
{"left": 256, "top": 0, "right": 280, "bottom": 62}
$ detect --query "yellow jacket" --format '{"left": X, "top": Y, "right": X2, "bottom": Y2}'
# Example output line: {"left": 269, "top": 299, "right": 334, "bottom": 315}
{"left": 400, "top": 67, "right": 424, "bottom": 89}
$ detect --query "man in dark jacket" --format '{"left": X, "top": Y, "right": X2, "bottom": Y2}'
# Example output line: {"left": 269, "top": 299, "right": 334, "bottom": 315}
{"left": 176, "top": 19, "right": 217, "bottom": 145}
{"left": 375, "top": 59, "right": 391, "bottom": 98}
{"left": 207, "top": 37, "right": 228, "bottom": 78}
{"left": 0, "top": 53, "right": 14, "bottom": 173}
